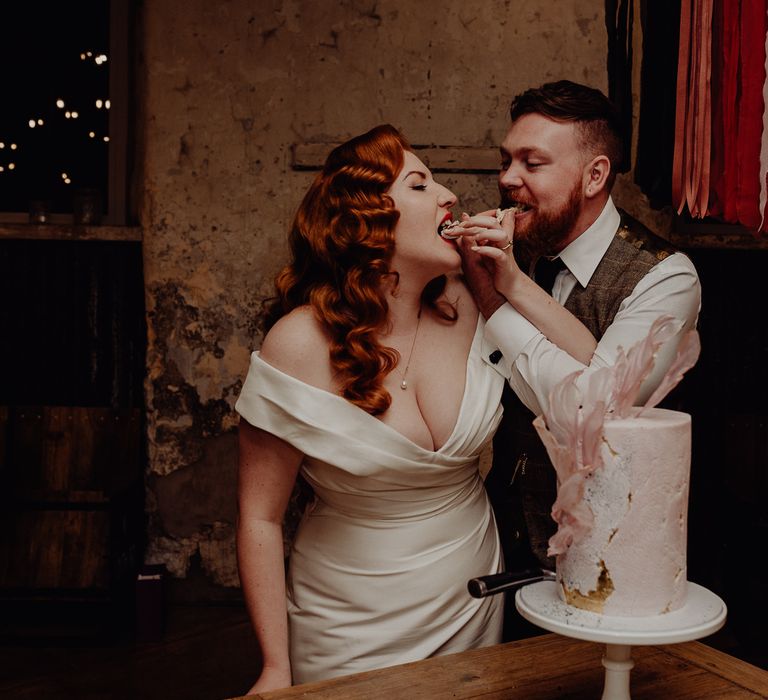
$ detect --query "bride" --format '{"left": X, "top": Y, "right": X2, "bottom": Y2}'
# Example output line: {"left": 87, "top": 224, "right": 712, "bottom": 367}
{"left": 234, "top": 123, "right": 594, "bottom": 692}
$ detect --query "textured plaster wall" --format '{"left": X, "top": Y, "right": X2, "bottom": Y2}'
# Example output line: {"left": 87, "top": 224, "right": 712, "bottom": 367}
{"left": 140, "top": 0, "right": 609, "bottom": 588}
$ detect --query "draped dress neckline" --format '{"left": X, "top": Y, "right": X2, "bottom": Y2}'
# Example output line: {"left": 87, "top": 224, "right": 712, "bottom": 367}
{"left": 251, "top": 314, "right": 483, "bottom": 456}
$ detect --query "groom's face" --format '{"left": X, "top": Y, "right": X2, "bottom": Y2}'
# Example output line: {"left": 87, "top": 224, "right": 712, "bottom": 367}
{"left": 498, "top": 113, "right": 588, "bottom": 259}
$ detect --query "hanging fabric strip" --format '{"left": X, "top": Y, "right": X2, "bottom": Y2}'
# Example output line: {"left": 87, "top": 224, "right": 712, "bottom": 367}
{"left": 680, "top": 0, "right": 713, "bottom": 218}
{"left": 673, "top": 0, "right": 768, "bottom": 231}
{"left": 635, "top": 0, "right": 683, "bottom": 209}
{"left": 721, "top": 0, "right": 740, "bottom": 223}
{"left": 735, "top": 0, "right": 767, "bottom": 230}
{"left": 673, "top": 0, "right": 692, "bottom": 212}
{"left": 760, "top": 7, "right": 768, "bottom": 231}
{"left": 605, "top": 0, "right": 634, "bottom": 173}
{"left": 696, "top": 0, "right": 712, "bottom": 217}
{"left": 687, "top": 0, "right": 702, "bottom": 214}
{"left": 708, "top": 0, "right": 725, "bottom": 218}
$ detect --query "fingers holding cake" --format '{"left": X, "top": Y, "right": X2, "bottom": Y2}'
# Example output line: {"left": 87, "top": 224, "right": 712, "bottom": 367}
{"left": 462, "top": 208, "right": 522, "bottom": 284}
{"left": 439, "top": 208, "right": 515, "bottom": 252}
{"left": 456, "top": 208, "right": 514, "bottom": 256}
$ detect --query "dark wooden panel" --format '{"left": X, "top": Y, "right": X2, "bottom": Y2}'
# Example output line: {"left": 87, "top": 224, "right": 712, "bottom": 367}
{"left": 9, "top": 406, "right": 141, "bottom": 497}
{"left": 1, "top": 509, "right": 110, "bottom": 589}
{"left": 0, "top": 239, "right": 146, "bottom": 407}
{"left": 0, "top": 406, "right": 7, "bottom": 472}
{"left": 722, "top": 414, "right": 766, "bottom": 506}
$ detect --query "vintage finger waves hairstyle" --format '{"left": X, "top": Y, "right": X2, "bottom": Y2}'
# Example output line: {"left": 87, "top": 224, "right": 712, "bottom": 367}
{"left": 264, "top": 124, "right": 454, "bottom": 415}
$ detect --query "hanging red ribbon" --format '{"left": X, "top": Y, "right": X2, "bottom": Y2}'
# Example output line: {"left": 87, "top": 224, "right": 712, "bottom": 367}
{"left": 673, "top": 0, "right": 768, "bottom": 236}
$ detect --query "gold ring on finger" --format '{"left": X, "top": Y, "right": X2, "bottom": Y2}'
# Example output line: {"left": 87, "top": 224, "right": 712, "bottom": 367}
{"left": 499, "top": 240, "right": 512, "bottom": 251}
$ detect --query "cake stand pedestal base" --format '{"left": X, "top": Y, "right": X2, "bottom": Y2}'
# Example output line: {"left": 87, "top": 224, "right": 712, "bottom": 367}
{"left": 601, "top": 644, "right": 633, "bottom": 700}
{"left": 515, "top": 581, "right": 726, "bottom": 700}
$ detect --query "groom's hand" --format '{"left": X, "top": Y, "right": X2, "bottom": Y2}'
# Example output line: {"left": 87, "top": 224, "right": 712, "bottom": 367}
{"left": 457, "top": 210, "right": 506, "bottom": 320}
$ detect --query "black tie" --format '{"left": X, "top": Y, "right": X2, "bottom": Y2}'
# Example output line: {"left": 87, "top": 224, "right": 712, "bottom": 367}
{"left": 533, "top": 256, "right": 566, "bottom": 295}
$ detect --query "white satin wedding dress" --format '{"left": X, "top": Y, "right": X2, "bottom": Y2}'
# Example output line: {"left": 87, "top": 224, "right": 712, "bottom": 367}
{"left": 235, "top": 317, "right": 505, "bottom": 684}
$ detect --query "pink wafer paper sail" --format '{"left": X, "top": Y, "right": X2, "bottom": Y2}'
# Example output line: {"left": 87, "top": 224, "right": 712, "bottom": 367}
{"left": 639, "top": 329, "right": 701, "bottom": 414}
{"left": 533, "top": 367, "right": 614, "bottom": 556}
{"left": 609, "top": 315, "right": 681, "bottom": 417}
{"left": 534, "top": 315, "right": 700, "bottom": 557}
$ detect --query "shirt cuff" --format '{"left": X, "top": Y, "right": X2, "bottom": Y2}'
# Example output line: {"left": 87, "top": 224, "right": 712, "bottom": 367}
{"left": 482, "top": 303, "right": 541, "bottom": 377}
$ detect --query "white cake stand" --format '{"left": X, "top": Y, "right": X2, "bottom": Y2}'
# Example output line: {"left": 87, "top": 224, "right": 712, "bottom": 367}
{"left": 515, "top": 581, "right": 727, "bottom": 700}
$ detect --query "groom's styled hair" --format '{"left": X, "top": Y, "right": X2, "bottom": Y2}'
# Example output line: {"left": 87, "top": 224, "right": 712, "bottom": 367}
{"left": 509, "top": 80, "right": 624, "bottom": 189}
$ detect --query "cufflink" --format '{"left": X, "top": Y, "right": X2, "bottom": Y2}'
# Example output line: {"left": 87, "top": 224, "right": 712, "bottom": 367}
{"left": 489, "top": 349, "right": 503, "bottom": 364}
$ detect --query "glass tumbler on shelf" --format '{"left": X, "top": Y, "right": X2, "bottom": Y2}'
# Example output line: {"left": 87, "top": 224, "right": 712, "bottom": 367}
{"left": 29, "top": 199, "right": 52, "bottom": 224}
{"left": 73, "top": 188, "right": 103, "bottom": 225}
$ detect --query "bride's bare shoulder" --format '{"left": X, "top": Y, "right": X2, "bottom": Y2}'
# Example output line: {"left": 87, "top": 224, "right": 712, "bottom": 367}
{"left": 260, "top": 306, "right": 334, "bottom": 388}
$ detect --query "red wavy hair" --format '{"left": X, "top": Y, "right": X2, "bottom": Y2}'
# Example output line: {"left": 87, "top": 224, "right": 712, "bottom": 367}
{"left": 264, "top": 124, "right": 455, "bottom": 415}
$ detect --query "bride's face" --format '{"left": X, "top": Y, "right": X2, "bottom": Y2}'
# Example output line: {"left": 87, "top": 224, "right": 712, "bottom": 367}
{"left": 387, "top": 150, "right": 460, "bottom": 278}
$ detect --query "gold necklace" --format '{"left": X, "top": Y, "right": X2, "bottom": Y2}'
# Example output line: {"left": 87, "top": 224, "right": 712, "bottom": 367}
{"left": 397, "top": 307, "right": 422, "bottom": 391}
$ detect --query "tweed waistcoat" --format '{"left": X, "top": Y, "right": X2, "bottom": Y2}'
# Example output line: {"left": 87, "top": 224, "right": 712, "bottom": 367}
{"left": 486, "top": 210, "right": 678, "bottom": 569}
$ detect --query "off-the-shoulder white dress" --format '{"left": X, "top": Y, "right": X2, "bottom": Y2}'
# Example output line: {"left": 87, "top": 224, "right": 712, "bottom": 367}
{"left": 235, "top": 317, "right": 505, "bottom": 684}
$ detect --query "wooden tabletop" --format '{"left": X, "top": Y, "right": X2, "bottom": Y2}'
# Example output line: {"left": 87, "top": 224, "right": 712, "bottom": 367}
{"left": 237, "top": 633, "right": 768, "bottom": 699}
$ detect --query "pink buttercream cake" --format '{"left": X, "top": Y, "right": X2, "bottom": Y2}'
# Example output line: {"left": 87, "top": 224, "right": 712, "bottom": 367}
{"left": 534, "top": 316, "right": 700, "bottom": 618}
{"left": 555, "top": 407, "right": 691, "bottom": 616}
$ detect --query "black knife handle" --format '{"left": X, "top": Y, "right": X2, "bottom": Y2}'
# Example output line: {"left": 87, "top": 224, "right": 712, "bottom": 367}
{"left": 467, "top": 568, "right": 556, "bottom": 598}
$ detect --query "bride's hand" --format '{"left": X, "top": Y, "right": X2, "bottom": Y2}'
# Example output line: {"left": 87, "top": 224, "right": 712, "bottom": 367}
{"left": 459, "top": 209, "right": 522, "bottom": 297}
{"left": 245, "top": 665, "right": 292, "bottom": 695}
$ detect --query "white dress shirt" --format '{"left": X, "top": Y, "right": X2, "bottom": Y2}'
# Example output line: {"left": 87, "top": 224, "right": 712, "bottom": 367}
{"left": 482, "top": 197, "right": 702, "bottom": 416}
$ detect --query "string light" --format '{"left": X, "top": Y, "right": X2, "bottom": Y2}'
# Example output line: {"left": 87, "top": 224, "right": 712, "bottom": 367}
{"left": 79, "top": 50, "right": 108, "bottom": 66}
{"left": 5, "top": 42, "right": 111, "bottom": 208}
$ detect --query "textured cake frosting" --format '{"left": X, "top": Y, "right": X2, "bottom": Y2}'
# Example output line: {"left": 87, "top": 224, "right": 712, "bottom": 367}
{"left": 556, "top": 407, "right": 691, "bottom": 617}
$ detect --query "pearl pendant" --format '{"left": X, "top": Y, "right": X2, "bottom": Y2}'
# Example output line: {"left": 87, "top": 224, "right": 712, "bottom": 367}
{"left": 400, "top": 379, "right": 407, "bottom": 390}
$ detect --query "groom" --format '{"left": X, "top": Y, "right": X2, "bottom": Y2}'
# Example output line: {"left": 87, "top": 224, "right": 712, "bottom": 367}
{"left": 461, "top": 80, "right": 701, "bottom": 639}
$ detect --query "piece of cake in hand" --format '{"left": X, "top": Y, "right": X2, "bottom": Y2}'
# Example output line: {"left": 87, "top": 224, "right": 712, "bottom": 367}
{"left": 533, "top": 316, "right": 701, "bottom": 617}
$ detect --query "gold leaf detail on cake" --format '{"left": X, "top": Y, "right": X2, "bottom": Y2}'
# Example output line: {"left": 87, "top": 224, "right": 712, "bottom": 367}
{"left": 602, "top": 435, "right": 619, "bottom": 457}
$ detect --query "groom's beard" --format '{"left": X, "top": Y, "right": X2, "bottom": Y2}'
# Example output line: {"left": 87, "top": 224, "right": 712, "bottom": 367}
{"left": 502, "top": 179, "right": 583, "bottom": 268}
